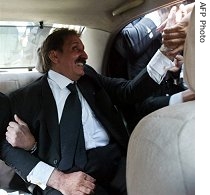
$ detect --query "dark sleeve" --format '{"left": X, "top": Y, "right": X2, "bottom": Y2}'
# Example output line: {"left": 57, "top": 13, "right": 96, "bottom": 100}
{"left": 120, "top": 18, "right": 160, "bottom": 58}
{"left": 98, "top": 67, "right": 161, "bottom": 105}
{"left": 0, "top": 91, "right": 40, "bottom": 180}
{"left": 0, "top": 93, "right": 11, "bottom": 152}
{"left": 136, "top": 95, "right": 170, "bottom": 118}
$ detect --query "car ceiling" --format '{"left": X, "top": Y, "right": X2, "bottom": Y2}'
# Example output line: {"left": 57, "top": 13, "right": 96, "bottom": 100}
{"left": 0, "top": 0, "right": 184, "bottom": 33}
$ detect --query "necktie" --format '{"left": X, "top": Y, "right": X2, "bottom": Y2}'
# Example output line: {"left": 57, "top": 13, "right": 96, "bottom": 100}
{"left": 59, "top": 83, "right": 87, "bottom": 171}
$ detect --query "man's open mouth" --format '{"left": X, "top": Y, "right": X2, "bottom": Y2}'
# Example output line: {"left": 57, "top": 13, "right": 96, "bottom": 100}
{"left": 75, "top": 58, "right": 86, "bottom": 67}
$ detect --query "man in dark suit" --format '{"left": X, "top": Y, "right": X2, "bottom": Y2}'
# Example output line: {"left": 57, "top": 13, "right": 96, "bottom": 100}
{"left": 1, "top": 28, "right": 188, "bottom": 195}
{"left": 0, "top": 93, "right": 13, "bottom": 189}
{"left": 0, "top": 92, "right": 28, "bottom": 192}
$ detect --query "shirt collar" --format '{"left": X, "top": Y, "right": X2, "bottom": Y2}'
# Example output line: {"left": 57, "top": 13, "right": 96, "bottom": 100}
{"left": 48, "top": 70, "right": 74, "bottom": 90}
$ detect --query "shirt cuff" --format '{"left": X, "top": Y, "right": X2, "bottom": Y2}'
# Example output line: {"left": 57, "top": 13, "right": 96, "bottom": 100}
{"left": 169, "top": 92, "right": 183, "bottom": 105}
{"left": 27, "top": 162, "right": 55, "bottom": 190}
{"left": 147, "top": 49, "right": 174, "bottom": 84}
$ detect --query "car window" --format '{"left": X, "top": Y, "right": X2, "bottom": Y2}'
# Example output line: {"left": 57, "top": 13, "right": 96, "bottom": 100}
{"left": 0, "top": 22, "right": 84, "bottom": 71}
{"left": 106, "top": 0, "right": 193, "bottom": 80}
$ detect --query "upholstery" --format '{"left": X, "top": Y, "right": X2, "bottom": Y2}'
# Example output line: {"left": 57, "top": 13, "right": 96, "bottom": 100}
{"left": 126, "top": 6, "right": 195, "bottom": 195}
{"left": 0, "top": 160, "right": 15, "bottom": 188}
{"left": 184, "top": 6, "right": 195, "bottom": 92}
{"left": 0, "top": 71, "right": 42, "bottom": 95}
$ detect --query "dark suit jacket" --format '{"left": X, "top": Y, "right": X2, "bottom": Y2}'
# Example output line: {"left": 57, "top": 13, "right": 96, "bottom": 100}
{"left": 1, "top": 65, "right": 159, "bottom": 181}
{"left": 0, "top": 92, "right": 28, "bottom": 191}
{"left": 0, "top": 93, "right": 10, "bottom": 144}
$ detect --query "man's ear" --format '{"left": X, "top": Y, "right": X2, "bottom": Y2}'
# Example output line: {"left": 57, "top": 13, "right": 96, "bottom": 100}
{"left": 48, "top": 50, "right": 58, "bottom": 64}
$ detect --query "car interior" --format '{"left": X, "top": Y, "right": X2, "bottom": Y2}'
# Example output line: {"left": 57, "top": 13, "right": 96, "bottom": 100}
{"left": 126, "top": 6, "right": 195, "bottom": 195}
{"left": 0, "top": 0, "right": 195, "bottom": 194}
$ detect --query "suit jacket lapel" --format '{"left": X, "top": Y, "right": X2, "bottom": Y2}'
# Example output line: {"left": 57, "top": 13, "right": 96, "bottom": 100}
{"left": 77, "top": 71, "right": 129, "bottom": 150}
{"left": 77, "top": 76, "right": 112, "bottom": 132}
{"left": 41, "top": 74, "right": 61, "bottom": 156}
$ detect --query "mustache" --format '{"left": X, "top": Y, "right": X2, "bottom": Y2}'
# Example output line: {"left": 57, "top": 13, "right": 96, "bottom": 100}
{"left": 75, "top": 57, "right": 86, "bottom": 65}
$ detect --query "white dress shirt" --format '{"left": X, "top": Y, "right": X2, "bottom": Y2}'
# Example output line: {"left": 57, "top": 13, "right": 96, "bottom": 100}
{"left": 27, "top": 49, "right": 183, "bottom": 189}
{"left": 48, "top": 70, "right": 110, "bottom": 149}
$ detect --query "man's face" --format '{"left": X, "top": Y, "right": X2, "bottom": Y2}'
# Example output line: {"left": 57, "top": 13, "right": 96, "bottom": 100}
{"left": 51, "top": 35, "right": 88, "bottom": 81}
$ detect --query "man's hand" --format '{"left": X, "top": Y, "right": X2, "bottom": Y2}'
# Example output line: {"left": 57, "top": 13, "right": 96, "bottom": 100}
{"left": 157, "top": 3, "right": 191, "bottom": 57}
{"left": 47, "top": 169, "right": 96, "bottom": 195}
{"left": 168, "top": 54, "right": 183, "bottom": 72}
{"left": 162, "top": 4, "right": 194, "bottom": 56}
{"left": 6, "top": 114, "right": 36, "bottom": 151}
{"left": 162, "top": 20, "right": 188, "bottom": 56}
{"left": 157, "top": 4, "right": 186, "bottom": 33}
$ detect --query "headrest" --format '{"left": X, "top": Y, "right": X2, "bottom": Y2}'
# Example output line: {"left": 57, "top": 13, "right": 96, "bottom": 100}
{"left": 184, "top": 6, "right": 195, "bottom": 92}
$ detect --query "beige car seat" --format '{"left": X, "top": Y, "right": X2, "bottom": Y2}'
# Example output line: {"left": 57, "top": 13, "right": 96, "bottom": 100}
{"left": 0, "top": 160, "right": 15, "bottom": 188}
{"left": 126, "top": 6, "right": 195, "bottom": 195}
